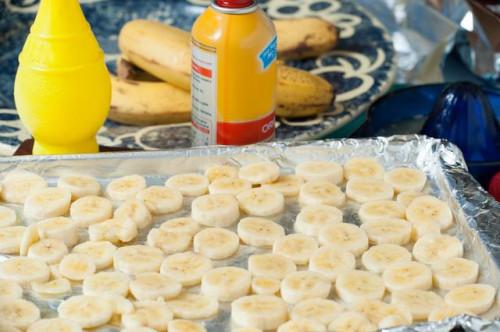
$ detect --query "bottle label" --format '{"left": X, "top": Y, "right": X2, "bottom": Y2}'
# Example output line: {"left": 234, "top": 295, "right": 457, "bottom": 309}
{"left": 259, "top": 35, "right": 277, "bottom": 70}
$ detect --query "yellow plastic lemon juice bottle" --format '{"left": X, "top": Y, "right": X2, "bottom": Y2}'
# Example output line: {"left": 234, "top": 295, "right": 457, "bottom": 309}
{"left": 191, "top": 0, "right": 277, "bottom": 145}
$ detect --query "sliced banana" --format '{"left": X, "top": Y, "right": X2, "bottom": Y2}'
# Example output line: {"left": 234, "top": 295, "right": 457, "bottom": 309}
{"left": 384, "top": 167, "right": 427, "bottom": 193}
{"left": 59, "top": 253, "right": 96, "bottom": 281}
{"left": 432, "top": 257, "right": 479, "bottom": 290}
{"left": 89, "top": 218, "right": 138, "bottom": 244}
{"left": 383, "top": 261, "right": 432, "bottom": 292}
{"left": 72, "top": 240, "right": 117, "bottom": 270}
{"left": 37, "top": 217, "right": 79, "bottom": 248}
{"left": 130, "top": 272, "right": 182, "bottom": 301}
{"left": 0, "top": 298, "right": 40, "bottom": 330}
{"left": 280, "top": 271, "right": 331, "bottom": 304}
{"left": 360, "top": 218, "right": 412, "bottom": 245}
{"left": 57, "top": 174, "right": 101, "bottom": 201}
{"left": 251, "top": 277, "right": 281, "bottom": 295}
{"left": 0, "top": 206, "right": 17, "bottom": 228}
{"left": 49, "top": 264, "right": 63, "bottom": 280}
{"left": 428, "top": 305, "right": 475, "bottom": 321}
{"left": 361, "top": 244, "right": 412, "bottom": 273}
{"left": 277, "top": 318, "right": 326, "bottom": 332}
{"left": 121, "top": 327, "right": 156, "bottom": 332}
{"left": 232, "top": 328, "right": 263, "bottom": 332}
{"left": 27, "top": 318, "right": 82, "bottom": 332}
{"left": 308, "top": 246, "right": 356, "bottom": 281}
{"left": 31, "top": 278, "right": 71, "bottom": 297}
{"left": 344, "top": 158, "right": 384, "bottom": 180}
{"left": 70, "top": 195, "right": 113, "bottom": 227}
{"left": 102, "top": 294, "right": 134, "bottom": 315}
{"left": 168, "top": 320, "right": 207, "bottom": 332}
{"left": 114, "top": 245, "right": 164, "bottom": 275}
{"left": 0, "top": 322, "right": 21, "bottom": 332}
{"left": 291, "top": 298, "right": 344, "bottom": 326}
{"left": 295, "top": 204, "right": 343, "bottom": 236}
{"left": 193, "top": 227, "right": 240, "bottom": 260}
{"left": 165, "top": 173, "right": 209, "bottom": 196}
{"left": 160, "top": 217, "right": 200, "bottom": 236}
{"left": 410, "top": 219, "right": 441, "bottom": 241}
{"left": 248, "top": 253, "right": 296, "bottom": 280}
{"left": 352, "top": 299, "right": 412, "bottom": 326}
{"left": 191, "top": 194, "right": 240, "bottom": 227}
{"left": 201, "top": 266, "right": 251, "bottom": 301}
{"left": 82, "top": 271, "right": 130, "bottom": 297}
{"left": 237, "top": 217, "right": 285, "bottom": 247}
{"left": 147, "top": 228, "right": 192, "bottom": 255}
{"left": 0, "top": 171, "right": 47, "bottom": 204}
{"left": 318, "top": 223, "right": 368, "bottom": 257}
{"left": 27, "top": 238, "right": 68, "bottom": 264}
{"left": 160, "top": 251, "right": 212, "bottom": 286}
{"left": 58, "top": 295, "right": 113, "bottom": 328}
{"left": 413, "top": 234, "right": 464, "bottom": 265}
{"left": 406, "top": 195, "right": 453, "bottom": 230}
{"left": 345, "top": 179, "right": 394, "bottom": 203}
{"left": 209, "top": 178, "right": 252, "bottom": 196}
{"left": 0, "top": 279, "right": 22, "bottom": 299}
{"left": 205, "top": 164, "right": 239, "bottom": 183}
{"left": 167, "top": 293, "right": 219, "bottom": 320}
{"left": 397, "top": 191, "right": 425, "bottom": 207}
{"left": 114, "top": 199, "right": 153, "bottom": 229}
{"left": 335, "top": 270, "right": 385, "bottom": 303}
{"left": 378, "top": 315, "right": 410, "bottom": 329}
{"left": 23, "top": 187, "right": 71, "bottom": 220}
{"left": 327, "top": 311, "right": 377, "bottom": 332}
{"left": 231, "top": 295, "right": 288, "bottom": 330}
{"left": 106, "top": 174, "right": 146, "bottom": 201}
{"left": 0, "top": 257, "right": 49, "bottom": 285}
{"left": 295, "top": 160, "right": 343, "bottom": 184}
{"left": 298, "top": 181, "right": 345, "bottom": 207}
{"left": 122, "top": 300, "right": 173, "bottom": 331}
{"left": 0, "top": 226, "right": 26, "bottom": 254}
{"left": 237, "top": 188, "right": 285, "bottom": 217}
{"left": 136, "top": 185, "right": 183, "bottom": 215}
{"left": 358, "top": 200, "right": 405, "bottom": 223}
{"left": 19, "top": 224, "right": 39, "bottom": 256}
{"left": 261, "top": 175, "right": 305, "bottom": 197}
{"left": 272, "top": 234, "right": 318, "bottom": 265}
{"left": 391, "top": 289, "right": 444, "bottom": 321}
{"left": 444, "top": 283, "right": 496, "bottom": 315}
{"left": 238, "top": 162, "right": 280, "bottom": 185}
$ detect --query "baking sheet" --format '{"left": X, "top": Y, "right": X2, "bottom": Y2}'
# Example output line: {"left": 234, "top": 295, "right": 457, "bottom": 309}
{"left": 0, "top": 135, "right": 498, "bottom": 331}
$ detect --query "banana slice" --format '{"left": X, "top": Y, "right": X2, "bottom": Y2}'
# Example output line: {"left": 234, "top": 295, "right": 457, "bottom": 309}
{"left": 238, "top": 162, "right": 280, "bottom": 185}
{"left": 295, "top": 204, "right": 343, "bottom": 236}
{"left": 23, "top": 187, "right": 71, "bottom": 220}
{"left": 0, "top": 279, "right": 22, "bottom": 299}
{"left": 411, "top": 219, "right": 441, "bottom": 241}
{"left": 0, "top": 171, "right": 47, "bottom": 204}
{"left": 261, "top": 175, "right": 304, "bottom": 197}
{"left": 114, "top": 245, "right": 164, "bottom": 274}
{"left": 57, "top": 174, "right": 101, "bottom": 201}
{"left": 318, "top": 223, "right": 368, "bottom": 257}
{"left": 0, "top": 322, "right": 21, "bottom": 332}
{"left": 360, "top": 218, "right": 412, "bottom": 245}
{"left": 428, "top": 306, "right": 475, "bottom": 321}
{"left": 0, "top": 298, "right": 40, "bottom": 330}
{"left": 358, "top": 200, "right": 405, "bottom": 223}
{"left": 327, "top": 311, "right": 377, "bottom": 332}
{"left": 232, "top": 328, "right": 263, "bottom": 332}
{"left": 168, "top": 320, "right": 207, "bottom": 332}
{"left": 191, "top": 194, "right": 240, "bottom": 227}
{"left": 413, "top": 234, "right": 463, "bottom": 265}
{"left": 298, "top": 181, "right": 345, "bottom": 207}
{"left": 444, "top": 283, "right": 496, "bottom": 315}
{"left": 345, "top": 179, "right": 394, "bottom": 203}
{"left": 130, "top": 272, "right": 182, "bottom": 301}
{"left": 193, "top": 227, "right": 240, "bottom": 260}
{"left": 0, "top": 226, "right": 26, "bottom": 254}
{"left": 19, "top": 224, "right": 39, "bottom": 256}
{"left": 383, "top": 261, "right": 432, "bottom": 292}
{"left": 248, "top": 253, "right": 296, "bottom": 279}
{"left": 106, "top": 174, "right": 147, "bottom": 201}
{"left": 160, "top": 251, "right": 212, "bottom": 286}
{"left": 49, "top": 264, "right": 63, "bottom": 280}
{"left": 160, "top": 217, "right": 200, "bottom": 236}
{"left": 82, "top": 271, "right": 130, "bottom": 297}
{"left": 344, "top": 158, "right": 384, "bottom": 180}
{"left": 231, "top": 295, "right": 288, "bottom": 330}
{"left": 205, "top": 164, "right": 239, "bottom": 183}
{"left": 58, "top": 295, "right": 113, "bottom": 328}
{"left": 209, "top": 178, "right": 252, "bottom": 196}
{"left": 280, "top": 271, "right": 331, "bottom": 304}
{"left": 432, "top": 257, "right": 479, "bottom": 290}
{"left": 378, "top": 315, "right": 410, "bottom": 329}
{"left": 397, "top": 191, "right": 425, "bottom": 207}
{"left": 167, "top": 293, "right": 219, "bottom": 319}
{"left": 352, "top": 300, "right": 412, "bottom": 326}
{"left": 384, "top": 167, "right": 427, "bottom": 193}
{"left": 59, "top": 253, "right": 96, "bottom": 281}
{"left": 102, "top": 294, "right": 134, "bottom": 315}
{"left": 0, "top": 206, "right": 17, "bottom": 228}
{"left": 291, "top": 298, "right": 344, "bottom": 326}
{"left": 114, "top": 199, "right": 153, "bottom": 229}
{"left": 27, "top": 238, "right": 68, "bottom": 264}
{"left": 165, "top": 173, "right": 209, "bottom": 196}
{"left": 251, "top": 277, "right": 281, "bottom": 295}
{"left": 27, "top": 318, "right": 82, "bottom": 332}
{"left": 272, "top": 234, "right": 318, "bottom": 265}
{"left": 147, "top": 228, "right": 192, "bottom": 255}
{"left": 0, "top": 257, "right": 49, "bottom": 284}
{"left": 37, "top": 217, "right": 79, "bottom": 248}
{"left": 136, "top": 186, "right": 183, "bottom": 215}
{"left": 277, "top": 318, "right": 326, "bottom": 332}
{"left": 72, "top": 240, "right": 117, "bottom": 270}
{"left": 308, "top": 246, "right": 356, "bottom": 281}
{"left": 122, "top": 327, "right": 156, "bottom": 332}
{"left": 201, "top": 266, "right": 252, "bottom": 301}
{"left": 70, "top": 196, "right": 113, "bottom": 227}
{"left": 237, "top": 188, "right": 285, "bottom": 217}
{"left": 295, "top": 161, "right": 343, "bottom": 184}
{"left": 361, "top": 244, "right": 412, "bottom": 273}
{"left": 122, "top": 300, "right": 173, "bottom": 331}
{"left": 89, "top": 218, "right": 138, "bottom": 244}
{"left": 406, "top": 195, "right": 453, "bottom": 230}
{"left": 31, "top": 278, "right": 71, "bottom": 297}
{"left": 237, "top": 217, "right": 285, "bottom": 247}
{"left": 391, "top": 289, "right": 444, "bottom": 321}
{"left": 335, "top": 270, "right": 385, "bottom": 303}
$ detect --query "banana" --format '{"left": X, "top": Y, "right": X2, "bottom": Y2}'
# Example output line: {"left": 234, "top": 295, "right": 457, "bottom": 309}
{"left": 165, "top": 173, "right": 209, "bottom": 197}
{"left": 428, "top": 306, "right": 475, "bottom": 321}
{"left": 383, "top": 261, "right": 433, "bottom": 292}
{"left": 0, "top": 257, "right": 49, "bottom": 285}
{"left": 344, "top": 158, "right": 384, "bottom": 180}
{"left": 193, "top": 227, "right": 240, "bottom": 260}
{"left": 406, "top": 195, "right": 453, "bottom": 230}
{"left": 59, "top": 253, "right": 96, "bottom": 281}
{"left": 70, "top": 195, "right": 113, "bottom": 227}
{"left": 251, "top": 277, "right": 281, "bottom": 295}
{"left": 49, "top": 264, "right": 63, "bottom": 280}
{"left": 291, "top": 298, "right": 344, "bottom": 326}
{"left": 136, "top": 186, "right": 184, "bottom": 215}
{"left": 147, "top": 228, "right": 192, "bottom": 255}
{"left": 351, "top": 300, "right": 412, "bottom": 326}
{"left": 72, "top": 240, "right": 117, "bottom": 270}
{"left": 277, "top": 318, "right": 327, "bottom": 332}
{"left": 107, "top": 174, "right": 147, "bottom": 201}
{"left": 122, "top": 327, "right": 156, "bottom": 332}
{"left": 280, "top": 271, "right": 331, "bottom": 304}
{"left": 412, "top": 234, "right": 464, "bottom": 265}
{"left": 58, "top": 295, "right": 113, "bottom": 328}
{"left": 27, "top": 238, "right": 68, "bottom": 264}
{"left": 295, "top": 204, "right": 343, "bottom": 236}
{"left": 345, "top": 179, "right": 394, "bottom": 203}
{"left": 261, "top": 175, "right": 304, "bottom": 197}
{"left": 358, "top": 200, "right": 405, "bottom": 223}
{"left": 160, "top": 217, "right": 200, "bottom": 236}
{"left": 248, "top": 253, "right": 296, "bottom": 280}
{"left": 378, "top": 315, "right": 410, "bottom": 329}
{"left": 0, "top": 323, "right": 20, "bottom": 332}
{"left": 384, "top": 167, "right": 427, "bottom": 193}
{"left": 19, "top": 224, "right": 39, "bottom": 256}
{"left": 167, "top": 293, "right": 219, "bottom": 320}
{"left": 201, "top": 266, "right": 252, "bottom": 301}
{"left": 410, "top": 219, "right": 441, "bottom": 241}
{"left": 27, "top": 318, "right": 82, "bottom": 332}
{"left": 123, "top": 300, "right": 173, "bottom": 331}
{"left": 209, "top": 178, "right": 252, "bottom": 196}
{"left": 0, "top": 298, "right": 40, "bottom": 330}
{"left": 360, "top": 218, "right": 412, "bottom": 245}
{"left": 89, "top": 218, "right": 138, "bottom": 244}
{"left": 130, "top": 272, "right": 182, "bottom": 301}
{"left": 0, "top": 171, "right": 47, "bottom": 204}
{"left": 0, "top": 226, "right": 26, "bottom": 254}
{"left": 361, "top": 244, "right": 412, "bottom": 273}
{"left": 103, "top": 294, "right": 134, "bottom": 315}
{"left": 237, "top": 217, "right": 285, "bottom": 247}
{"left": 168, "top": 320, "right": 207, "bottom": 332}
{"left": 23, "top": 187, "right": 71, "bottom": 220}
{"left": 231, "top": 295, "right": 288, "bottom": 330}
{"left": 272, "top": 234, "right": 318, "bottom": 265}
{"left": 432, "top": 257, "right": 479, "bottom": 290}
{"left": 318, "top": 223, "right": 368, "bottom": 257}
{"left": 31, "top": 278, "right": 71, "bottom": 297}
{"left": 0, "top": 206, "right": 17, "bottom": 228}
{"left": 327, "top": 311, "right": 377, "bottom": 332}
{"left": 391, "top": 289, "right": 444, "bottom": 321}
{"left": 298, "top": 181, "right": 346, "bottom": 207}
{"left": 335, "top": 270, "right": 385, "bottom": 303}
{"left": 308, "top": 246, "right": 356, "bottom": 281}
{"left": 397, "top": 191, "right": 425, "bottom": 207}
{"left": 191, "top": 194, "right": 240, "bottom": 227}
{"left": 57, "top": 174, "right": 101, "bottom": 201}
{"left": 114, "top": 245, "right": 164, "bottom": 275}
{"left": 37, "top": 217, "right": 79, "bottom": 248}
{"left": 238, "top": 162, "right": 280, "bottom": 185}
{"left": 114, "top": 199, "right": 153, "bottom": 229}
{"left": 444, "top": 283, "right": 496, "bottom": 315}
{"left": 82, "top": 271, "right": 130, "bottom": 297}
{"left": 160, "top": 251, "right": 212, "bottom": 287}
{"left": 295, "top": 161, "right": 343, "bottom": 184}
{"left": 205, "top": 164, "right": 239, "bottom": 183}
{"left": 0, "top": 280, "right": 22, "bottom": 299}
{"left": 237, "top": 188, "right": 285, "bottom": 217}
{"left": 232, "top": 328, "right": 263, "bottom": 332}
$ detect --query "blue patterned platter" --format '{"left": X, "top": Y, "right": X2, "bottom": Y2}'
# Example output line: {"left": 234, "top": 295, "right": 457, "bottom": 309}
{"left": 0, "top": 0, "right": 395, "bottom": 152}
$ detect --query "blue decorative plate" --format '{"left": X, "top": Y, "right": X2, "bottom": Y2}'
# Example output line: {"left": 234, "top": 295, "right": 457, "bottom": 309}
{"left": 0, "top": 0, "right": 395, "bottom": 152}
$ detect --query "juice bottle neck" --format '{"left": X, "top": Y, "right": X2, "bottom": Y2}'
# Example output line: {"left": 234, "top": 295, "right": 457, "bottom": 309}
{"left": 212, "top": 0, "right": 257, "bottom": 14}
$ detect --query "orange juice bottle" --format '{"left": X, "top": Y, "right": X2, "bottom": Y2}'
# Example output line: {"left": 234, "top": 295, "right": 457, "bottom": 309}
{"left": 191, "top": 0, "right": 277, "bottom": 145}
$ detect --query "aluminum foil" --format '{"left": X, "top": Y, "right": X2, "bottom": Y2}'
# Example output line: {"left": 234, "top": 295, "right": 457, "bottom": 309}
{"left": 0, "top": 135, "right": 498, "bottom": 331}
